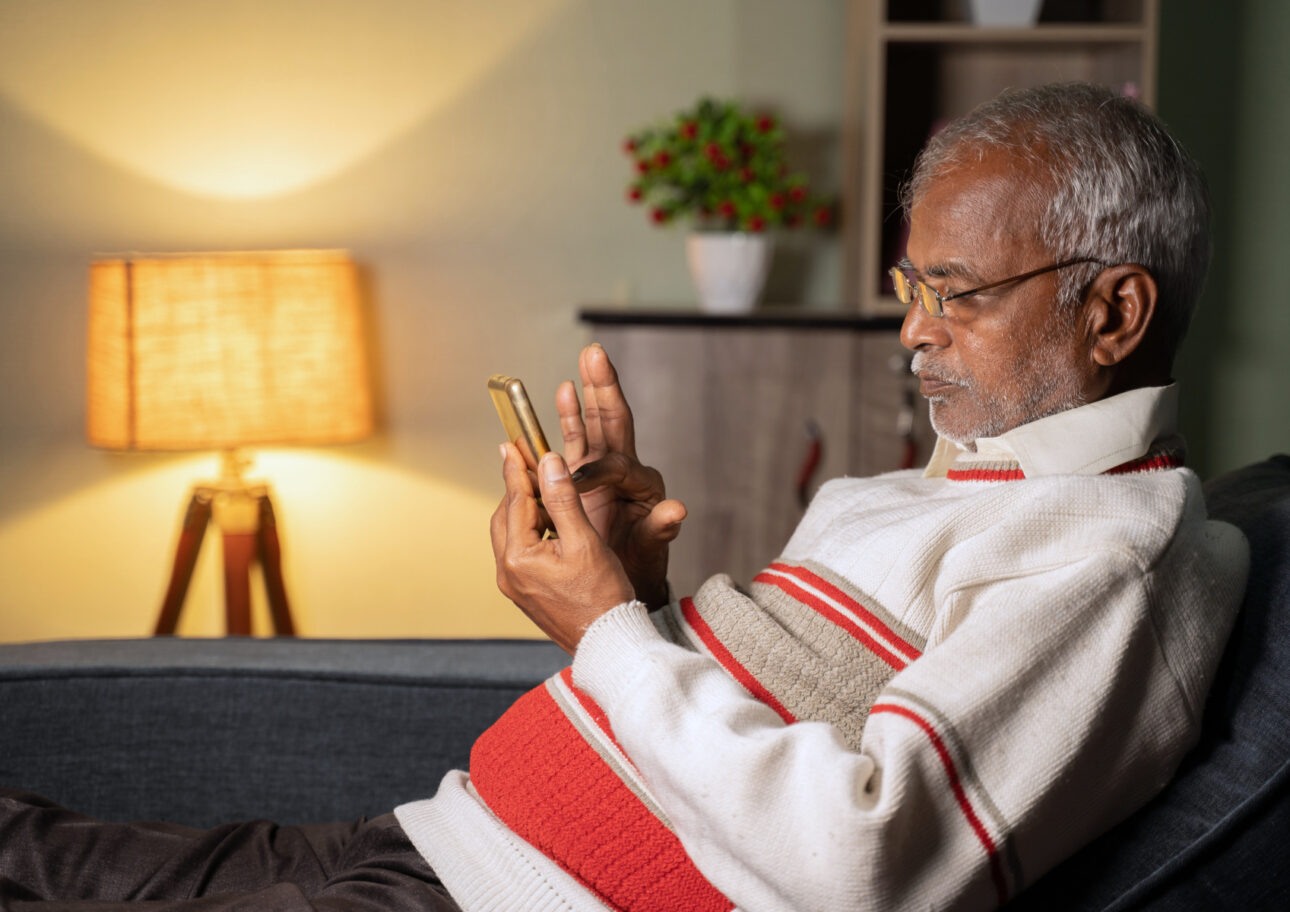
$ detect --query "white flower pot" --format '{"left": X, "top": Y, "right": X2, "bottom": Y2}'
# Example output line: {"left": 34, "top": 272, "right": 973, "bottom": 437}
{"left": 968, "top": 0, "right": 1042, "bottom": 27}
{"left": 685, "top": 232, "right": 774, "bottom": 314}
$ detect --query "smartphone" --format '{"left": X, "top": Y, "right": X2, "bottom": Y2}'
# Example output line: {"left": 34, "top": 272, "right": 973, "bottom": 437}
{"left": 488, "top": 374, "right": 551, "bottom": 468}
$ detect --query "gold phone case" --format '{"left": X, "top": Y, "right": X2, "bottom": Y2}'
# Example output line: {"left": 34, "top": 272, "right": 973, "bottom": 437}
{"left": 488, "top": 374, "right": 551, "bottom": 466}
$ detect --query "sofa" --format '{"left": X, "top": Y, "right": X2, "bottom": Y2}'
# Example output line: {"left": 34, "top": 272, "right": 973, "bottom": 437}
{"left": 2, "top": 455, "right": 1287, "bottom": 910}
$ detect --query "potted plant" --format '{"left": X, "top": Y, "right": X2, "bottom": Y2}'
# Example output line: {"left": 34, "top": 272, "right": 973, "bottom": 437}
{"left": 623, "top": 97, "right": 832, "bottom": 313}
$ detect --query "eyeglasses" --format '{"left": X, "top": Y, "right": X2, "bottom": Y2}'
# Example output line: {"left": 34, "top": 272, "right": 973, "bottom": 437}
{"left": 890, "top": 258, "right": 1106, "bottom": 318}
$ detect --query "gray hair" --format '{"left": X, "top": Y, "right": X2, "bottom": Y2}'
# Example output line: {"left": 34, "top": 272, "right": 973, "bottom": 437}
{"left": 901, "top": 82, "right": 1210, "bottom": 359}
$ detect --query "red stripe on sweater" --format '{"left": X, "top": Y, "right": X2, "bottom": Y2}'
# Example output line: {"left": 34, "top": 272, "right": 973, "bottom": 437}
{"left": 764, "top": 563, "right": 922, "bottom": 662}
{"left": 1106, "top": 452, "right": 1183, "bottom": 474}
{"left": 870, "top": 703, "right": 1009, "bottom": 905}
{"left": 947, "top": 451, "right": 1182, "bottom": 482}
{"left": 681, "top": 597, "right": 797, "bottom": 725}
{"left": 946, "top": 467, "right": 1027, "bottom": 482}
{"left": 471, "top": 682, "right": 734, "bottom": 912}
{"left": 753, "top": 571, "right": 910, "bottom": 671}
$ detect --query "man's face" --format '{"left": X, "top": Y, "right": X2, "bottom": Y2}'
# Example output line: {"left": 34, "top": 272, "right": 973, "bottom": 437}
{"left": 899, "top": 152, "right": 1098, "bottom": 446}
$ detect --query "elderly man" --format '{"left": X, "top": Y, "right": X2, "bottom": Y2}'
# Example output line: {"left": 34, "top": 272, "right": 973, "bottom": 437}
{"left": 0, "top": 83, "right": 1249, "bottom": 912}
{"left": 459, "top": 82, "right": 1247, "bottom": 911}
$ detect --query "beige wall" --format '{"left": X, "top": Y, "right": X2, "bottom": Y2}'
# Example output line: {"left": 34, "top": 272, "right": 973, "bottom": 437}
{"left": 4, "top": 0, "right": 1284, "bottom": 643}
{"left": 0, "top": 0, "right": 846, "bottom": 641}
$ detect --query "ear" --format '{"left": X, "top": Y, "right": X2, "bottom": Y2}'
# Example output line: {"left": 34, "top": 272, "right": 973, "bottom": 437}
{"left": 1083, "top": 264, "right": 1158, "bottom": 369}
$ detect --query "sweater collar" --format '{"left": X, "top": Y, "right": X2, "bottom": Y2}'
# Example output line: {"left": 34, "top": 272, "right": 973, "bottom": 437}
{"left": 923, "top": 385, "right": 1181, "bottom": 480}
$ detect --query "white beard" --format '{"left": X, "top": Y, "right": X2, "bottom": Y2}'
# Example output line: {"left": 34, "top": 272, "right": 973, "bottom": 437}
{"left": 910, "top": 335, "right": 1089, "bottom": 448}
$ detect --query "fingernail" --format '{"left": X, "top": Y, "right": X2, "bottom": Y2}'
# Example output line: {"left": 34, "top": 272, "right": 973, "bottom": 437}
{"left": 499, "top": 444, "right": 508, "bottom": 462}
{"left": 542, "top": 453, "right": 567, "bottom": 482}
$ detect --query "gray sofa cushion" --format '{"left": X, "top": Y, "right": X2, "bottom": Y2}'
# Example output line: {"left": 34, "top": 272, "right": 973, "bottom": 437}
{"left": 1010, "top": 455, "right": 1290, "bottom": 910}
{"left": 0, "top": 637, "right": 568, "bottom": 827}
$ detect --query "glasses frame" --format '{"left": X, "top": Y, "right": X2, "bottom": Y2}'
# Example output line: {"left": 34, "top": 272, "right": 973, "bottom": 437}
{"left": 890, "top": 258, "right": 1107, "bottom": 318}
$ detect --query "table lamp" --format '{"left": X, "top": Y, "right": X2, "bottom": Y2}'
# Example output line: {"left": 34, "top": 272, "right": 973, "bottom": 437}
{"left": 86, "top": 250, "right": 374, "bottom": 636}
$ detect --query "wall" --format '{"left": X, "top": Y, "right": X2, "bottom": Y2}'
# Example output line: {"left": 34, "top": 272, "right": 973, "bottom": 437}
{"left": 2, "top": 1, "right": 1285, "bottom": 643}
{"left": 1161, "top": 0, "right": 1290, "bottom": 477}
{"left": 0, "top": 0, "right": 846, "bottom": 641}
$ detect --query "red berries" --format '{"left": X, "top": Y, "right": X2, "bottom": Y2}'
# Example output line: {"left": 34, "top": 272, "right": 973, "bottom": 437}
{"left": 621, "top": 98, "right": 834, "bottom": 232}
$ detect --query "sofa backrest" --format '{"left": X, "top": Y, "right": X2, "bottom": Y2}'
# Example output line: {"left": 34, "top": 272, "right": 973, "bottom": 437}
{"left": 0, "top": 637, "right": 569, "bottom": 826}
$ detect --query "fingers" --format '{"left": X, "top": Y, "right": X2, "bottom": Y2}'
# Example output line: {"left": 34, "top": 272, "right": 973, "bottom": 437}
{"left": 580, "top": 343, "right": 636, "bottom": 458}
{"left": 642, "top": 498, "right": 687, "bottom": 544}
{"left": 536, "top": 452, "right": 595, "bottom": 545}
{"left": 489, "top": 497, "right": 507, "bottom": 561}
{"left": 565, "top": 452, "right": 663, "bottom": 500}
{"left": 555, "top": 380, "right": 588, "bottom": 465}
{"left": 494, "top": 443, "right": 636, "bottom": 653}
{"left": 578, "top": 346, "right": 606, "bottom": 457}
{"left": 500, "top": 443, "right": 542, "bottom": 549}
{"left": 490, "top": 445, "right": 513, "bottom": 560}
{"left": 565, "top": 454, "right": 615, "bottom": 491}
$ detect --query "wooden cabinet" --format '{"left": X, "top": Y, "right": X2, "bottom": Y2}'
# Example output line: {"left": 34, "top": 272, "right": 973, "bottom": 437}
{"left": 582, "top": 310, "right": 935, "bottom": 597}
{"left": 843, "top": 0, "right": 1160, "bottom": 313}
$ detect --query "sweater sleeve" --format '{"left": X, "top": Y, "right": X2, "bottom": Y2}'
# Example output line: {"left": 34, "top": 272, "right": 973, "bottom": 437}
{"left": 570, "top": 531, "right": 1241, "bottom": 912}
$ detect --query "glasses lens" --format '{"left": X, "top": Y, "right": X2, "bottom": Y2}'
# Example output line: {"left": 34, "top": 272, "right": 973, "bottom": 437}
{"left": 890, "top": 268, "right": 912, "bottom": 304}
{"left": 917, "top": 283, "right": 941, "bottom": 317}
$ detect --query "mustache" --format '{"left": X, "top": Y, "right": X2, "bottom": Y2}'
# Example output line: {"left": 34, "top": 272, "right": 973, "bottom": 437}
{"left": 910, "top": 352, "right": 968, "bottom": 387}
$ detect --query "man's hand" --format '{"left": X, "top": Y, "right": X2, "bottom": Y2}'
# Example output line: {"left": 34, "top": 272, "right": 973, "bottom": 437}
{"left": 491, "top": 443, "right": 635, "bottom": 655}
{"left": 556, "top": 343, "right": 687, "bottom": 608}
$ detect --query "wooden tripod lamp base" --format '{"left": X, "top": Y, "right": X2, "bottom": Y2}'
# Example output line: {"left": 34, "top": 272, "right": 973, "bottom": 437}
{"left": 154, "top": 451, "right": 295, "bottom": 637}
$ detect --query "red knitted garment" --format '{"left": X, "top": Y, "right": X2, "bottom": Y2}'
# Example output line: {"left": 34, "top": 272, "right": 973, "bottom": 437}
{"left": 470, "top": 667, "right": 734, "bottom": 912}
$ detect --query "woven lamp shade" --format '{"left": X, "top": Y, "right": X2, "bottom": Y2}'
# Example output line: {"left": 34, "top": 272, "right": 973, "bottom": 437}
{"left": 87, "top": 251, "right": 374, "bottom": 451}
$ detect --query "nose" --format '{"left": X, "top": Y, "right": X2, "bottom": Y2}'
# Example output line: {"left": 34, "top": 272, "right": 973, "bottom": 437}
{"left": 899, "top": 297, "right": 950, "bottom": 352}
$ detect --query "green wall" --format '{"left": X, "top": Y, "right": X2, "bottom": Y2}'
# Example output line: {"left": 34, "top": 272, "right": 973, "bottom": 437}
{"left": 1160, "top": 0, "right": 1290, "bottom": 477}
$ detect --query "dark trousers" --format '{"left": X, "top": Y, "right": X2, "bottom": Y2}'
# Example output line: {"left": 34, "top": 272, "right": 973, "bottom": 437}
{"left": 0, "top": 790, "right": 461, "bottom": 911}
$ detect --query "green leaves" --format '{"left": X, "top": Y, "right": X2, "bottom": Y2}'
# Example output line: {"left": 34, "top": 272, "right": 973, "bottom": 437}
{"left": 623, "top": 97, "right": 832, "bottom": 232}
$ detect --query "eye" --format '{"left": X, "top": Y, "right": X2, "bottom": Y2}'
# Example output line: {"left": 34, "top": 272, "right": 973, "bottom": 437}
{"left": 920, "top": 270, "right": 960, "bottom": 300}
{"left": 939, "top": 294, "right": 982, "bottom": 322}
{"left": 927, "top": 281, "right": 962, "bottom": 304}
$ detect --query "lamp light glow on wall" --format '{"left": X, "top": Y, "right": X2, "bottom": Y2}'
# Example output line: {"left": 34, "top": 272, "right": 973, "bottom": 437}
{"left": 86, "top": 250, "right": 374, "bottom": 636}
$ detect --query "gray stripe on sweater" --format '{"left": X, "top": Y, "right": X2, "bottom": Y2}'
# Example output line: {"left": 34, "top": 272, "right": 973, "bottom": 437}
{"left": 682, "top": 574, "right": 904, "bottom": 751}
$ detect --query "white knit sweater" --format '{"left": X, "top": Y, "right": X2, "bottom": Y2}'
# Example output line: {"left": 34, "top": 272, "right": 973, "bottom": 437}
{"left": 397, "top": 385, "right": 1248, "bottom": 912}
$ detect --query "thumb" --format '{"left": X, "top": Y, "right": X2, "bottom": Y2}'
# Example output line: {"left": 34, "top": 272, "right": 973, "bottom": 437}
{"left": 537, "top": 452, "right": 595, "bottom": 543}
{"left": 642, "top": 498, "right": 687, "bottom": 544}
